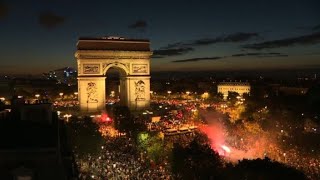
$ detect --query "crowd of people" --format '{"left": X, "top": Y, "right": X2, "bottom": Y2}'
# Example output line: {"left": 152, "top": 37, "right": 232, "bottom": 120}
{"left": 76, "top": 136, "right": 172, "bottom": 180}
{"left": 267, "top": 146, "right": 320, "bottom": 180}
{"left": 70, "top": 95, "right": 319, "bottom": 179}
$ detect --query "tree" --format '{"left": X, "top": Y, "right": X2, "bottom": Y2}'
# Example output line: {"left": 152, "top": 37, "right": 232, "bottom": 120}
{"left": 137, "top": 132, "right": 166, "bottom": 164}
{"left": 227, "top": 91, "right": 240, "bottom": 106}
{"left": 171, "top": 140, "right": 223, "bottom": 179}
{"left": 222, "top": 158, "right": 307, "bottom": 180}
{"left": 113, "top": 106, "right": 133, "bottom": 133}
{"left": 66, "top": 116, "right": 104, "bottom": 157}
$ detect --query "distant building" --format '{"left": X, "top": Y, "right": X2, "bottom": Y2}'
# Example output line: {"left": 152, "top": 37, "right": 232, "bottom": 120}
{"left": 0, "top": 110, "right": 9, "bottom": 121}
{"left": 0, "top": 78, "right": 12, "bottom": 99}
{"left": 11, "top": 78, "right": 57, "bottom": 98}
{"left": 0, "top": 120, "right": 66, "bottom": 180}
{"left": 0, "top": 97, "right": 74, "bottom": 179}
{"left": 269, "top": 84, "right": 309, "bottom": 96}
{"left": 20, "top": 101, "right": 53, "bottom": 124}
{"left": 217, "top": 82, "right": 250, "bottom": 99}
{"left": 278, "top": 87, "right": 308, "bottom": 96}
{"left": 43, "top": 67, "right": 77, "bottom": 85}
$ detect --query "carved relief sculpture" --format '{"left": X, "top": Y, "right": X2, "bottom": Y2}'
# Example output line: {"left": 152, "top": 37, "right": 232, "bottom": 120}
{"left": 83, "top": 64, "right": 100, "bottom": 74}
{"left": 135, "top": 80, "right": 145, "bottom": 100}
{"left": 132, "top": 64, "right": 148, "bottom": 74}
{"left": 87, "top": 82, "right": 98, "bottom": 103}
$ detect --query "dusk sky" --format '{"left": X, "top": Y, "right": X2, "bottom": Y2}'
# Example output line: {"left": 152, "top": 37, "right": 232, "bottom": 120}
{"left": 0, "top": 0, "right": 319, "bottom": 74}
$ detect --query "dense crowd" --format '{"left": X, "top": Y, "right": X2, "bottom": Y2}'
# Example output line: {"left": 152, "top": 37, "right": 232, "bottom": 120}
{"left": 267, "top": 146, "right": 320, "bottom": 180}
{"left": 76, "top": 136, "right": 172, "bottom": 180}
{"left": 71, "top": 96, "right": 319, "bottom": 180}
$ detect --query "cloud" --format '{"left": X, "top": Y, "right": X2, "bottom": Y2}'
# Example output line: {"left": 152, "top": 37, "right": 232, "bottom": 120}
{"left": 243, "top": 32, "right": 320, "bottom": 50}
{"left": 231, "top": 52, "right": 288, "bottom": 57}
{"left": 172, "top": 56, "right": 223, "bottom": 63}
{"left": 38, "top": 11, "right": 66, "bottom": 29}
{"left": 153, "top": 32, "right": 259, "bottom": 58}
{"left": 312, "top": 24, "right": 320, "bottom": 31}
{"left": 296, "top": 24, "right": 320, "bottom": 31}
{"left": 171, "top": 52, "right": 288, "bottom": 63}
{"left": 153, "top": 47, "right": 194, "bottom": 57}
{"left": 128, "top": 20, "right": 147, "bottom": 30}
{"left": 0, "top": 1, "right": 8, "bottom": 19}
{"left": 221, "top": 32, "right": 260, "bottom": 42}
{"left": 165, "top": 32, "right": 259, "bottom": 49}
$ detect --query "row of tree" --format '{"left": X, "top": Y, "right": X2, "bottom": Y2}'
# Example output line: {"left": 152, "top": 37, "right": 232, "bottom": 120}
{"left": 171, "top": 139, "right": 308, "bottom": 180}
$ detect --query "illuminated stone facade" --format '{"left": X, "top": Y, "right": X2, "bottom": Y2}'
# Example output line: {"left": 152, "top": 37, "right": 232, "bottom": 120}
{"left": 217, "top": 82, "right": 250, "bottom": 99}
{"left": 75, "top": 37, "right": 152, "bottom": 112}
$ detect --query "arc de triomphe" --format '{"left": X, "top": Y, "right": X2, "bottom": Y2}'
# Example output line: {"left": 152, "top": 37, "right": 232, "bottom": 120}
{"left": 75, "top": 37, "right": 152, "bottom": 112}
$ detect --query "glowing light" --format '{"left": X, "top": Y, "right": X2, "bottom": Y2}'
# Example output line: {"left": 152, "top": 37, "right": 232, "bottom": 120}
{"left": 221, "top": 145, "right": 231, "bottom": 153}
{"left": 100, "top": 113, "right": 112, "bottom": 123}
{"left": 201, "top": 92, "right": 209, "bottom": 99}
{"left": 63, "top": 114, "right": 72, "bottom": 122}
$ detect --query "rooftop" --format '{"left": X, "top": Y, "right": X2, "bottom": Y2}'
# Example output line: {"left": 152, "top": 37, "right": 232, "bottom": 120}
{"left": 218, "top": 82, "right": 250, "bottom": 86}
{"left": 0, "top": 121, "right": 57, "bottom": 149}
{"left": 77, "top": 36, "right": 150, "bottom": 51}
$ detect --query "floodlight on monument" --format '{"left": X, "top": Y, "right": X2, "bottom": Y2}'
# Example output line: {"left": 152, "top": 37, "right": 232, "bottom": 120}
{"left": 203, "top": 92, "right": 209, "bottom": 97}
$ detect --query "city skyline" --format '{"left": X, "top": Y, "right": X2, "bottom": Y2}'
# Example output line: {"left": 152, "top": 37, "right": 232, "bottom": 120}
{"left": 0, "top": 0, "right": 320, "bottom": 74}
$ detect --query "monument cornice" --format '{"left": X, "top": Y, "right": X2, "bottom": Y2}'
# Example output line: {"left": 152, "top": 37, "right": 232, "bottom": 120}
{"left": 75, "top": 50, "right": 152, "bottom": 59}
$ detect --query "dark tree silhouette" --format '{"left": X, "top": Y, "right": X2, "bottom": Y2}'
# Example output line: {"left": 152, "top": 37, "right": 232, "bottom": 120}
{"left": 113, "top": 106, "right": 146, "bottom": 138}
{"left": 66, "top": 116, "right": 104, "bottom": 157}
{"left": 171, "top": 140, "right": 223, "bottom": 180}
{"left": 222, "top": 157, "right": 308, "bottom": 180}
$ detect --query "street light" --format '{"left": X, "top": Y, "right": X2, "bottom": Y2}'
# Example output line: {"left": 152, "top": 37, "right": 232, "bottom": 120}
{"left": 35, "top": 94, "right": 40, "bottom": 99}
{"left": 185, "top": 91, "right": 190, "bottom": 102}
{"left": 167, "top": 91, "right": 172, "bottom": 100}
{"left": 59, "top": 92, "right": 64, "bottom": 100}
{"left": 63, "top": 114, "right": 72, "bottom": 122}
{"left": 221, "top": 104, "right": 227, "bottom": 113}
{"left": 201, "top": 92, "right": 209, "bottom": 100}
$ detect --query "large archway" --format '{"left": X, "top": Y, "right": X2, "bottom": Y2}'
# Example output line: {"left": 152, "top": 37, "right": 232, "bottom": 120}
{"left": 75, "top": 37, "right": 152, "bottom": 112}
